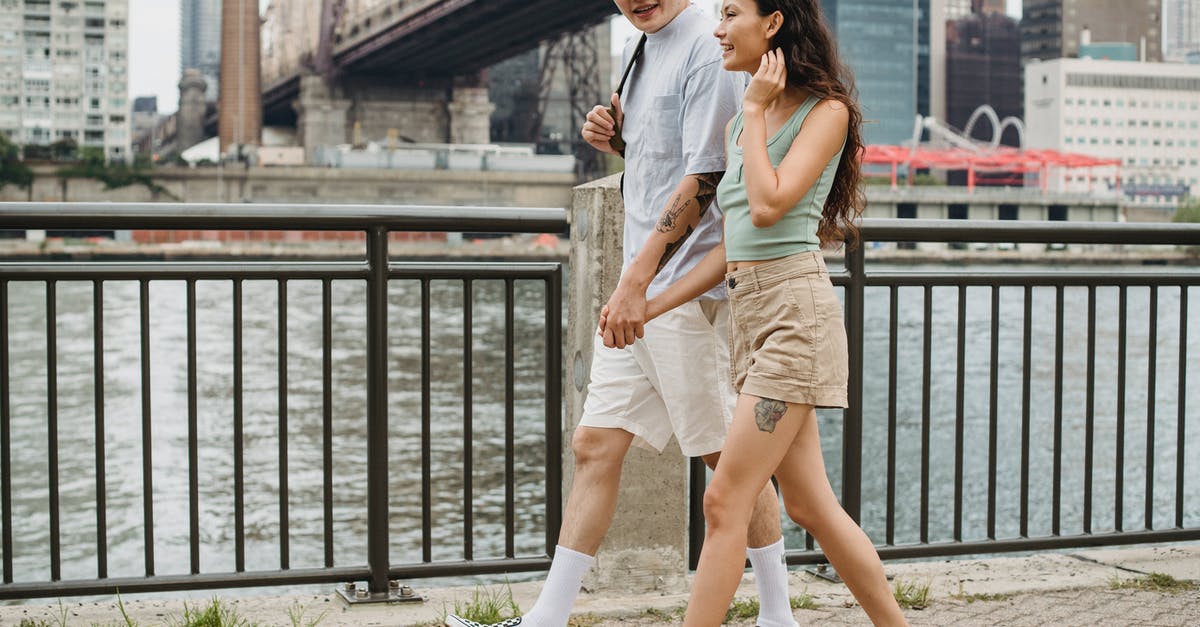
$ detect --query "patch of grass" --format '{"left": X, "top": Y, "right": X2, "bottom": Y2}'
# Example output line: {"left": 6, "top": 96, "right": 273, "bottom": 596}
{"left": 168, "top": 597, "right": 258, "bottom": 627}
{"left": 892, "top": 579, "right": 931, "bottom": 610}
{"left": 18, "top": 620, "right": 54, "bottom": 627}
{"left": 285, "top": 601, "right": 327, "bottom": 627}
{"left": 1110, "top": 572, "right": 1198, "bottom": 593}
{"left": 441, "top": 584, "right": 522, "bottom": 625}
{"left": 643, "top": 605, "right": 686, "bottom": 621}
{"left": 956, "top": 591, "right": 1016, "bottom": 604}
{"left": 566, "top": 613, "right": 602, "bottom": 627}
{"left": 791, "top": 588, "right": 819, "bottom": 610}
{"left": 724, "top": 597, "right": 759, "bottom": 621}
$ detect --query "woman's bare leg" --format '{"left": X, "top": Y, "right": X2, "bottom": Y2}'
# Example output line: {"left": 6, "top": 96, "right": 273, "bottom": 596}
{"left": 773, "top": 407, "right": 907, "bottom": 626}
{"left": 682, "top": 394, "right": 808, "bottom": 626}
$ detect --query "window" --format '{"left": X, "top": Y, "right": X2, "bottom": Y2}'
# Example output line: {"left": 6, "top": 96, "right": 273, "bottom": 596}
{"left": 1048, "top": 205, "right": 1068, "bottom": 221}
{"left": 998, "top": 204, "right": 1019, "bottom": 221}
{"left": 948, "top": 204, "right": 968, "bottom": 220}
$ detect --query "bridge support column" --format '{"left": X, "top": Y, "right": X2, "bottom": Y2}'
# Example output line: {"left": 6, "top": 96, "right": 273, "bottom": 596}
{"left": 294, "top": 75, "right": 351, "bottom": 164}
{"left": 566, "top": 174, "right": 690, "bottom": 595}
{"left": 447, "top": 78, "right": 495, "bottom": 145}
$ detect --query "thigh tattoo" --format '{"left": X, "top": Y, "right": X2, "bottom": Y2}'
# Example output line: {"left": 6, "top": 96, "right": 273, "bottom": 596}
{"left": 754, "top": 398, "right": 787, "bottom": 433}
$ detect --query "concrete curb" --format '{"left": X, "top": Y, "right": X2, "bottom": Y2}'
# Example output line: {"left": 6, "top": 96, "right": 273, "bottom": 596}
{"left": 2, "top": 544, "right": 1196, "bottom": 626}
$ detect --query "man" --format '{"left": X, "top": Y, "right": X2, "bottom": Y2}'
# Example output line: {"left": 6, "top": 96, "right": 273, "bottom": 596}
{"left": 446, "top": 2, "right": 796, "bottom": 626}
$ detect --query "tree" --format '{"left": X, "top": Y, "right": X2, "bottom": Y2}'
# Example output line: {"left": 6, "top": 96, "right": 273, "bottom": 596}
{"left": 1172, "top": 196, "right": 1200, "bottom": 224}
{"left": 0, "top": 134, "right": 33, "bottom": 192}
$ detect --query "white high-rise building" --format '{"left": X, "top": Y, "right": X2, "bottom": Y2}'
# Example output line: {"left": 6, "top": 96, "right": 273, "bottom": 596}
{"left": 0, "top": 0, "right": 131, "bottom": 162}
{"left": 1024, "top": 57, "right": 1200, "bottom": 209}
{"left": 1164, "top": 0, "right": 1200, "bottom": 62}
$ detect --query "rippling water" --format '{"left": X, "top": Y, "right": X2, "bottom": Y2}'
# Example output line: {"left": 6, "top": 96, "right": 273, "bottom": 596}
{"left": 4, "top": 278, "right": 553, "bottom": 583}
{"left": 1, "top": 264, "right": 1197, "bottom": 586}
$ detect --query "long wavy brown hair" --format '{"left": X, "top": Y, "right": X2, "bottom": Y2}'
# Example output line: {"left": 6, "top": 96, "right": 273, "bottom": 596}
{"left": 753, "top": 0, "right": 864, "bottom": 248}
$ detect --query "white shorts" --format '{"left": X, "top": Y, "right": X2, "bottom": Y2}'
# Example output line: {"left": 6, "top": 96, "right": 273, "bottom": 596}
{"left": 580, "top": 299, "right": 736, "bottom": 457}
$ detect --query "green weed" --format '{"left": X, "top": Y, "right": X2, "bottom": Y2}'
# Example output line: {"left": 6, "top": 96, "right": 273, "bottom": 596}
{"left": 892, "top": 579, "right": 931, "bottom": 610}
{"left": 441, "top": 584, "right": 522, "bottom": 625}
{"left": 1110, "top": 572, "right": 1198, "bottom": 593}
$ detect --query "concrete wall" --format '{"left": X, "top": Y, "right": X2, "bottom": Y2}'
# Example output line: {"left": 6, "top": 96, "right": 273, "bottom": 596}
{"left": 3, "top": 165, "right": 575, "bottom": 208}
{"left": 566, "top": 174, "right": 690, "bottom": 595}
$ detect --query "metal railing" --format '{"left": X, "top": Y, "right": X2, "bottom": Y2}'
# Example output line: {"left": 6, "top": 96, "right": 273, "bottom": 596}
{"left": 691, "top": 219, "right": 1200, "bottom": 567}
{"left": 0, "top": 203, "right": 565, "bottom": 599}
{"left": 1, "top": 203, "right": 1198, "bottom": 598}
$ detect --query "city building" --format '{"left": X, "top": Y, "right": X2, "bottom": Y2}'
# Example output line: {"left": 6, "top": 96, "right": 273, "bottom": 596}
{"left": 0, "top": 0, "right": 131, "bottom": 162}
{"left": 917, "top": 0, "right": 947, "bottom": 133}
{"left": 180, "top": 0, "right": 221, "bottom": 101}
{"left": 130, "top": 94, "right": 157, "bottom": 156}
{"left": 1021, "top": 0, "right": 1163, "bottom": 64}
{"left": 820, "top": 0, "right": 921, "bottom": 145}
{"left": 946, "top": 7, "right": 1021, "bottom": 144}
{"left": 218, "top": 0, "right": 261, "bottom": 154}
{"left": 1024, "top": 57, "right": 1200, "bottom": 208}
{"left": 947, "top": 0, "right": 1005, "bottom": 19}
{"left": 1164, "top": 0, "right": 1200, "bottom": 62}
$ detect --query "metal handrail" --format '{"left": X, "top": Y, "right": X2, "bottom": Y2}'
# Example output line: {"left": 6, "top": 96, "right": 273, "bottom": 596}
{"left": 0, "top": 203, "right": 565, "bottom": 600}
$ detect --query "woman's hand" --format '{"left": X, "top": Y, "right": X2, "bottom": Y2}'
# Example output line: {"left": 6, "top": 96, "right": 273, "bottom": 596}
{"left": 743, "top": 48, "right": 787, "bottom": 113}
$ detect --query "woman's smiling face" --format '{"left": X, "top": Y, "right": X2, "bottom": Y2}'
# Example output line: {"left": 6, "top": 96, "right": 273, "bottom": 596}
{"left": 714, "top": 0, "right": 778, "bottom": 73}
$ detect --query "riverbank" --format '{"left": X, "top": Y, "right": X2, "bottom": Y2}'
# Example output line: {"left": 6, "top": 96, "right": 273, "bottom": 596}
{"left": 2, "top": 544, "right": 1196, "bottom": 626}
{"left": 1, "top": 234, "right": 1197, "bottom": 266}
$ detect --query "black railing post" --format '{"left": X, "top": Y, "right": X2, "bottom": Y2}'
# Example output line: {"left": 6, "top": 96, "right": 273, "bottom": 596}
{"left": 366, "top": 226, "right": 390, "bottom": 593}
{"left": 544, "top": 267, "right": 563, "bottom": 556}
{"left": 842, "top": 241, "right": 865, "bottom": 522}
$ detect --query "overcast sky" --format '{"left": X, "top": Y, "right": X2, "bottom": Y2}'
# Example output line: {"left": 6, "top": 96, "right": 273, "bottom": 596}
{"left": 130, "top": 0, "right": 1023, "bottom": 114}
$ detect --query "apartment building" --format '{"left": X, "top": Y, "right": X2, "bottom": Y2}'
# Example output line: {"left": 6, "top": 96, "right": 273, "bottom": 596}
{"left": 0, "top": 0, "right": 131, "bottom": 162}
{"left": 1024, "top": 57, "right": 1200, "bottom": 208}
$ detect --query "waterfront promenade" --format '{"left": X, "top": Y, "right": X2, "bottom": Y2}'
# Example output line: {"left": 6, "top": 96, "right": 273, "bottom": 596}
{"left": 0, "top": 544, "right": 1195, "bottom": 626}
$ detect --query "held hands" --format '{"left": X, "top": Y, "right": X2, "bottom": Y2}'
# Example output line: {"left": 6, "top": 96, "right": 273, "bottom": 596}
{"left": 595, "top": 281, "right": 646, "bottom": 349}
{"left": 581, "top": 92, "right": 623, "bottom": 155}
{"left": 744, "top": 48, "right": 787, "bottom": 112}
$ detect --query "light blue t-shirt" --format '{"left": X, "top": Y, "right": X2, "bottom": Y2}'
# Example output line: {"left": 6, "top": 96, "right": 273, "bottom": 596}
{"left": 618, "top": 4, "right": 745, "bottom": 300}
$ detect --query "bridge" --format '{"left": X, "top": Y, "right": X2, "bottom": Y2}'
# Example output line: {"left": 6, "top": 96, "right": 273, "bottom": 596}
{"left": 257, "top": 0, "right": 617, "bottom": 154}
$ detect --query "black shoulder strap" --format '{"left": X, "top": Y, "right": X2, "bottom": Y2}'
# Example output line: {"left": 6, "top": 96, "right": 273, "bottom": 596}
{"left": 615, "top": 34, "right": 647, "bottom": 97}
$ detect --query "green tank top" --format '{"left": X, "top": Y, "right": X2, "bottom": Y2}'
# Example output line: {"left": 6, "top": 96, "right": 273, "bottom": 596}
{"left": 719, "top": 94, "right": 845, "bottom": 262}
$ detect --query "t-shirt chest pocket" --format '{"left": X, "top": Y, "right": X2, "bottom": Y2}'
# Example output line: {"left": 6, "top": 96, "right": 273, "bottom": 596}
{"left": 645, "top": 94, "right": 682, "bottom": 158}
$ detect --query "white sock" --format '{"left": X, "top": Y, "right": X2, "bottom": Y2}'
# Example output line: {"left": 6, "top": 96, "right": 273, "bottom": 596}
{"left": 746, "top": 537, "right": 797, "bottom": 627}
{"left": 522, "top": 545, "right": 594, "bottom": 627}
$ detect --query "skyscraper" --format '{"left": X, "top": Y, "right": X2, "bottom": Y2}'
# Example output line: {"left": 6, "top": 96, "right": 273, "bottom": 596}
{"left": 1164, "top": 0, "right": 1200, "bottom": 62}
{"left": 947, "top": 10, "right": 1021, "bottom": 144}
{"left": 1021, "top": 0, "right": 1163, "bottom": 64}
{"left": 821, "top": 0, "right": 920, "bottom": 145}
{"left": 918, "top": 0, "right": 947, "bottom": 128}
{"left": 0, "top": 0, "right": 132, "bottom": 162}
{"left": 218, "top": 0, "right": 261, "bottom": 154}
{"left": 180, "top": 0, "right": 221, "bottom": 101}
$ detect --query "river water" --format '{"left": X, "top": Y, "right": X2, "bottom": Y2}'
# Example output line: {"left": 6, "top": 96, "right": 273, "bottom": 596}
{"left": 0, "top": 264, "right": 1197, "bottom": 585}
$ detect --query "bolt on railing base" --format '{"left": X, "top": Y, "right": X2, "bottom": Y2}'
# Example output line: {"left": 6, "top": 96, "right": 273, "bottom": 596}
{"left": 805, "top": 563, "right": 842, "bottom": 583}
{"left": 335, "top": 580, "right": 424, "bottom": 605}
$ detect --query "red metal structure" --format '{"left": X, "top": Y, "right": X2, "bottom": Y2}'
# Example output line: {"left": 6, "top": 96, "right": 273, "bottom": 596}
{"left": 861, "top": 144, "right": 1122, "bottom": 193}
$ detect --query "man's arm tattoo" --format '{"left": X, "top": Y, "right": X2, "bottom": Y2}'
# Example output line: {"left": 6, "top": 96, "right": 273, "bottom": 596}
{"left": 754, "top": 398, "right": 788, "bottom": 433}
{"left": 653, "top": 171, "right": 724, "bottom": 270}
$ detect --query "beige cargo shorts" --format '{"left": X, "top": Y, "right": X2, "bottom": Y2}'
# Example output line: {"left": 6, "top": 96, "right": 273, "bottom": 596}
{"left": 725, "top": 251, "right": 849, "bottom": 408}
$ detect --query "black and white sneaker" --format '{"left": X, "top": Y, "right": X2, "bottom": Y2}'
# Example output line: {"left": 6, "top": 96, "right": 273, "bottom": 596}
{"left": 443, "top": 614, "right": 524, "bottom": 627}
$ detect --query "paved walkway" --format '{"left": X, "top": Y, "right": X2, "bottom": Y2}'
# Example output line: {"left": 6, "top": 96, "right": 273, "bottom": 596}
{"left": 2, "top": 545, "right": 1196, "bottom": 626}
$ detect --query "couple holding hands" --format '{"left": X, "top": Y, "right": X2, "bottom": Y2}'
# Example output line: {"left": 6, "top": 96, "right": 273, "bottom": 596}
{"left": 449, "top": 1, "right": 907, "bottom": 625}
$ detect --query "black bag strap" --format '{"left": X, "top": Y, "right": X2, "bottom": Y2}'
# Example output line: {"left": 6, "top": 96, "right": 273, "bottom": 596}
{"left": 615, "top": 34, "right": 647, "bottom": 97}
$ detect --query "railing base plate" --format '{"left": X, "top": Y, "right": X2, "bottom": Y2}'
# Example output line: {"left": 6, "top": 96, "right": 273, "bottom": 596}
{"left": 336, "top": 582, "right": 424, "bottom": 605}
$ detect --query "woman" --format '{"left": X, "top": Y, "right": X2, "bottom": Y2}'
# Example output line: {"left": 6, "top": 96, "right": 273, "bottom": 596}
{"left": 628, "top": 1, "right": 909, "bottom": 624}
